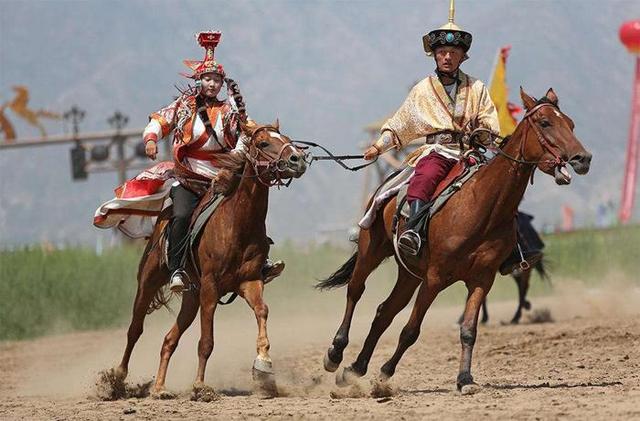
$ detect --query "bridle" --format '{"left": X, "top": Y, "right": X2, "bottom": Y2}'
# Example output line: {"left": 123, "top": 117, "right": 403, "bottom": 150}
{"left": 243, "top": 125, "right": 303, "bottom": 188}
{"left": 471, "top": 101, "right": 569, "bottom": 170}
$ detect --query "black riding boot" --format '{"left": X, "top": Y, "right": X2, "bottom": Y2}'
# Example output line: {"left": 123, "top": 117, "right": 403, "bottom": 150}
{"left": 167, "top": 185, "right": 199, "bottom": 292}
{"left": 398, "top": 199, "right": 427, "bottom": 256}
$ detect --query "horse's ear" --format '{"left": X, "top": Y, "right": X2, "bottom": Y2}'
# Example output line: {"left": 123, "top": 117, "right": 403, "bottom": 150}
{"left": 273, "top": 118, "right": 280, "bottom": 132}
{"left": 240, "top": 118, "right": 257, "bottom": 136}
{"left": 545, "top": 88, "right": 559, "bottom": 105}
{"left": 520, "top": 86, "right": 537, "bottom": 111}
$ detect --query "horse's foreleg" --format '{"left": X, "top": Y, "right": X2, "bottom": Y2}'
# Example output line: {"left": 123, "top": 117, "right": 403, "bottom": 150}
{"left": 325, "top": 233, "right": 391, "bottom": 372}
{"left": 326, "top": 255, "right": 385, "bottom": 371}
{"left": 116, "top": 268, "right": 163, "bottom": 379}
{"left": 457, "top": 280, "right": 492, "bottom": 393}
{"left": 194, "top": 275, "right": 218, "bottom": 387}
{"left": 240, "top": 280, "right": 277, "bottom": 397}
{"left": 337, "top": 269, "right": 420, "bottom": 385}
{"left": 379, "top": 280, "right": 440, "bottom": 380}
{"left": 152, "top": 289, "right": 200, "bottom": 394}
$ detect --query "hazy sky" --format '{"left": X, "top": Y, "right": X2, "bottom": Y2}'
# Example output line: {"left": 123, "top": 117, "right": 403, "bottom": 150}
{"left": 0, "top": 0, "right": 638, "bottom": 247}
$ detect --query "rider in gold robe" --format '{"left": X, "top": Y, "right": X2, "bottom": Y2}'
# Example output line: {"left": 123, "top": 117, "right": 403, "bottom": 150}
{"left": 363, "top": 5, "right": 500, "bottom": 255}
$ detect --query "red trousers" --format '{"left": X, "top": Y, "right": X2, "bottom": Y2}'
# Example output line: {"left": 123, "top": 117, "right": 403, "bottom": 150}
{"left": 407, "top": 152, "right": 457, "bottom": 203}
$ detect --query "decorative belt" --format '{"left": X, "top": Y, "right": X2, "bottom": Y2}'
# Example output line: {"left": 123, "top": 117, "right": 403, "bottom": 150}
{"left": 425, "top": 131, "right": 465, "bottom": 145}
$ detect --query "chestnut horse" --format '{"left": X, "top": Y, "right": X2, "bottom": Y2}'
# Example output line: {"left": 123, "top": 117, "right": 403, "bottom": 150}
{"left": 107, "top": 120, "right": 307, "bottom": 399}
{"left": 318, "top": 88, "right": 591, "bottom": 393}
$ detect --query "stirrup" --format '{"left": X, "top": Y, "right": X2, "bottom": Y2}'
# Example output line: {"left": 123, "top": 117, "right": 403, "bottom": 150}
{"left": 169, "top": 269, "right": 187, "bottom": 294}
{"left": 398, "top": 230, "right": 421, "bottom": 256}
{"left": 263, "top": 260, "right": 285, "bottom": 284}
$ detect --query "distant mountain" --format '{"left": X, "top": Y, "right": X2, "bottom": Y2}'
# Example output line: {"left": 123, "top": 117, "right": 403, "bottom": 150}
{"left": 0, "top": 0, "right": 638, "bottom": 247}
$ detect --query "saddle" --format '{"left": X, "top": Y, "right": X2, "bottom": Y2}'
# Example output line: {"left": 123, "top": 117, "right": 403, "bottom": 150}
{"left": 395, "top": 156, "right": 483, "bottom": 238}
{"left": 157, "top": 189, "right": 225, "bottom": 271}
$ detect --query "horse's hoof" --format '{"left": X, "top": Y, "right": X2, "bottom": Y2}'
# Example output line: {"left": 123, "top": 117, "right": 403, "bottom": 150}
{"left": 324, "top": 350, "right": 340, "bottom": 373}
{"left": 253, "top": 356, "right": 274, "bottom": 374}
{"left": 459, "top": 382, "right": 481, "bottom": 395}
{"left": 336, "top": 366, "right": 361, "bottom": 388}
{"left": 151, "top": 389, "right": 177, "bottom": 400}
{"left": 190, "top": 383, "right": 219, "bottom": 402}
{"left": 113, "top": 366, "right": 128, "bottom": 381}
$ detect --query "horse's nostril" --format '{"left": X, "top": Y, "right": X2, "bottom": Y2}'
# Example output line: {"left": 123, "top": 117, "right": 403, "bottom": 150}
{"left": 570, "top": 153, "right": 591, "bottom": 164}
{"left": 289, "top": 154, "right": 299, "bottom": 163}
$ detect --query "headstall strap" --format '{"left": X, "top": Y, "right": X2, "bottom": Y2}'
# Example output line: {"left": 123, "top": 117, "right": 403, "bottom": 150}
{"left": 244, "top": 126, "right": 297, "bottom": 188}
{"left": 524, "top": 103, "right": 565, "bottom": 167}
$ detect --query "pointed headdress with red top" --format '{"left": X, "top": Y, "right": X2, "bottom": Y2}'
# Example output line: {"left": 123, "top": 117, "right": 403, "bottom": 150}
{"left": 182, "top": 31, "right": 226, "bottom": 79}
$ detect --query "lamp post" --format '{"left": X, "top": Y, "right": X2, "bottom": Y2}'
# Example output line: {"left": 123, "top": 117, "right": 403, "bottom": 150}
{"left": 107, "top": 111, "right": 130, "bottom": 185}
{"left": 619, "top": 19, "right": 640, "bottom": 224}
{"left": 64, "top": 105, "right": 87, "bottom": 180}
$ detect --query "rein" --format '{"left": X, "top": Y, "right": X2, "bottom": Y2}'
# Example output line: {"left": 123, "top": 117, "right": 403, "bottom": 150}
{"left": 292, "top": 140, "right": 379, "bottom": 171}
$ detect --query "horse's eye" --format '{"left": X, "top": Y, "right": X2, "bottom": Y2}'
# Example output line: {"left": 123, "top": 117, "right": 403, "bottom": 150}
{"left": 539, "top": 119, "right": 551, "bottom": 128}
{"left": 259, "top": 141, "right": 270, "bottom": 148}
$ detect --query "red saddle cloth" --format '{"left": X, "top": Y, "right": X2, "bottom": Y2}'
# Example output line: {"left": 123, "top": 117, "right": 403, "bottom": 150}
{"left": 431, "top": 159, "right": 467, "bottom": 200}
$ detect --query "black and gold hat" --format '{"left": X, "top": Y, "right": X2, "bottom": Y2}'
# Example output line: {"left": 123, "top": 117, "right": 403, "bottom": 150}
{"left": 422, "top": 0, "right": 472, "bottom": 56}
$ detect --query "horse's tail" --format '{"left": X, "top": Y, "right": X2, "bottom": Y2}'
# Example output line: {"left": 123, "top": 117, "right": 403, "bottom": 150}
{"left": 316, "top": 252, "right": 358, "bottom": 290}
{"left": 137, "top": 222, "right": 175, "bottom": 315}
{"left": 534, "top": 255, "right": 551, "bottom": 284}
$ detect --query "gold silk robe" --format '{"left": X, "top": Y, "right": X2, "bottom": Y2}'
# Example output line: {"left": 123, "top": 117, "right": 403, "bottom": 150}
{"left": 379, "top": 70, "right": 500, "bottom": 166}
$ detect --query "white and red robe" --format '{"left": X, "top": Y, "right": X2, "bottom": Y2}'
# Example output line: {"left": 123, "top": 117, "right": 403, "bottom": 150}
{"left": 93, "top": 94, "right": 248, "bottom": 238}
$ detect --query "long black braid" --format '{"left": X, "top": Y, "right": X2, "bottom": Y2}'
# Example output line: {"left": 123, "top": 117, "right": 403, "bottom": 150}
{"left": 224, "top": 77, "right": 247, "bottom": 121}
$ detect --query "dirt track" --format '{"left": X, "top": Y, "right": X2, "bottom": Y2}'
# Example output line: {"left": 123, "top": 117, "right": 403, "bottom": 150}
{"left": 1, "top": 285, "right": 639, "bottom": 420}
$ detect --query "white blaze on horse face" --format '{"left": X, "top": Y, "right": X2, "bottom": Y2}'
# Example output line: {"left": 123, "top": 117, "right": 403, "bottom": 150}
{"left": 268, "top": 131, "right": 284, "bottom": 141}
{"left": 553, "top": 110, "right": 562, "bottom": 118}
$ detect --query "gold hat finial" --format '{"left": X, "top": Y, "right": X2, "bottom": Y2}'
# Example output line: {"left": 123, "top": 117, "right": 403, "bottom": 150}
{"left": 449, "top": 0, "right": 455, "bottom": 24}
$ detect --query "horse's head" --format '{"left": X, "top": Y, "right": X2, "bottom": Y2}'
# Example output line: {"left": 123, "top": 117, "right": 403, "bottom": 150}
{"left": 519, "top": 87, "right": 592, "bottom": 185}
{"left": 240, "top": 119, "right": 307, "bottom": 185}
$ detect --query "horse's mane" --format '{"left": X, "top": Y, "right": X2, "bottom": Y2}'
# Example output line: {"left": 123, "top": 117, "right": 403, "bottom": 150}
{"left": 535, "top": 96, "right": 559, "bottom": 109}
{"left": 210, "top": 152, "right": 246, "bottom": 195}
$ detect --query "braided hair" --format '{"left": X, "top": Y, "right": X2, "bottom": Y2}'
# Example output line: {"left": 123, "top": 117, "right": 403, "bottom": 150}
{"left": 224, "top": 77, "right": 247, "bottom": 121}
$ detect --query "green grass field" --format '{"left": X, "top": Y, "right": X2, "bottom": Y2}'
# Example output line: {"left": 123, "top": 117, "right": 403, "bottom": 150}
{"left": 1, "top": 225, "right": 638, "bottom": 341}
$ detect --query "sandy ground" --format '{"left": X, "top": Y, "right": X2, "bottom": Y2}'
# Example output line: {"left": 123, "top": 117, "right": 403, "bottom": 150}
{"left": 1, "top": 282, "right": 640, "bottom": 420}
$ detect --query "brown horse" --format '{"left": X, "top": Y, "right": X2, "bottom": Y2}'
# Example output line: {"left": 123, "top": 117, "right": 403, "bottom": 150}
{"left": 318, "top": 88, "right": 591, "bottom": 393}
{"left": 107, "top": 120, "right": 307, "bottom": 399}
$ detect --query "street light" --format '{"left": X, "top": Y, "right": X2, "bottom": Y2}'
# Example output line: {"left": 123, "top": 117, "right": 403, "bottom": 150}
{"left": 64, "top": 105, "right": 87, "bottom": 180}
{"left": 107, "top": 110, "right": 130, "bottom": 185}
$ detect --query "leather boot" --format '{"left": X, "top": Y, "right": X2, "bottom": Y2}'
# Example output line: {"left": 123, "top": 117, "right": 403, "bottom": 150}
{"left": 398, "top": 199, "right": 426, "bottom": 256}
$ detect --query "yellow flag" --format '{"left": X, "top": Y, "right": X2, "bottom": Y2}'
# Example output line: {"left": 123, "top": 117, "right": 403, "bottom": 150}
{"left": 489, "top": 46, "right": 519, "bottom": 137}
